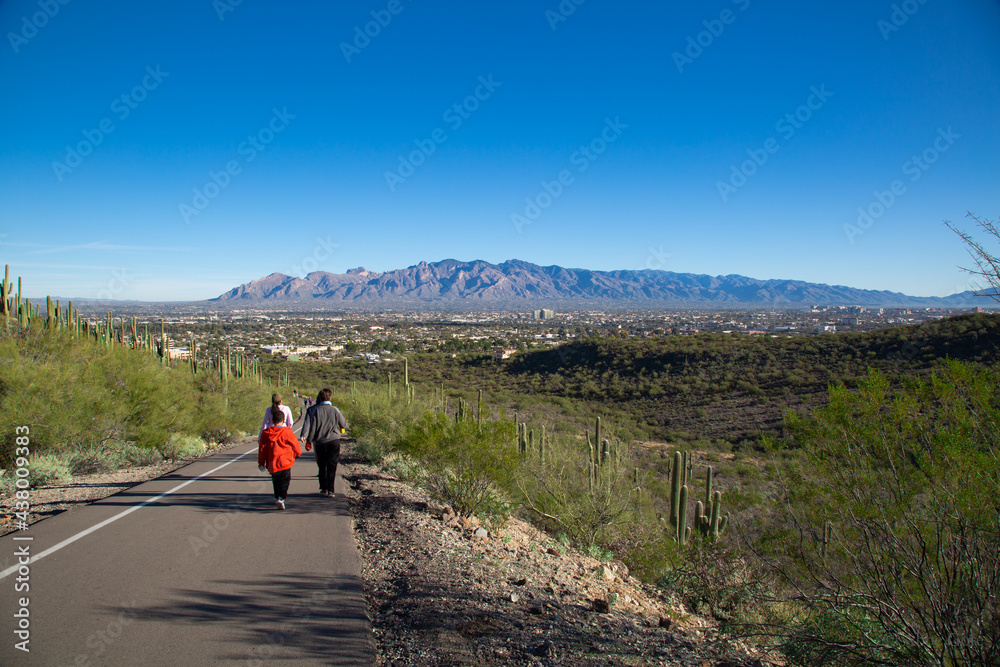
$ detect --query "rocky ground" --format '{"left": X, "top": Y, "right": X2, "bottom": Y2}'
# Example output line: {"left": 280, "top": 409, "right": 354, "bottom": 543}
{"left": 1, "top": 439, "right": 772, "bottom": 666}
{"left": 339, "top": 444, "right": 769, "bottom": 667}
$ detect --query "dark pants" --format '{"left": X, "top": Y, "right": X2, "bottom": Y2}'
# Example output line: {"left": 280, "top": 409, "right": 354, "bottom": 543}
{"left": 271, "top": 469, "right": 291, "bottom": 500}
{"left": 314, "top": 440, "right": 341, "bottom": 493}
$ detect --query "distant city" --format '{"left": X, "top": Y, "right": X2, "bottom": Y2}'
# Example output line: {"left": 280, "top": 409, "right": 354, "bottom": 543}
{"left": 68, "top": 304, "right": 994, "bottom": 366}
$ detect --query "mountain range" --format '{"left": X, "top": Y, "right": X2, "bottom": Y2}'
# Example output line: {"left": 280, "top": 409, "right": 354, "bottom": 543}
{"left": 212, "top": 259, "right": 985, "bottom": 308}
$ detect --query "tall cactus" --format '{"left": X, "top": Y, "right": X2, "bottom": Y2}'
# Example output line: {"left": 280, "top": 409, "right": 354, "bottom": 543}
{"left": 705, "top": 466, "right": 713, "bottom": 507}
{"left": 676, "top": 484, "right": 690, "bottom": 545}
{"left": 669, "top": 451, "right": 683, "bottom": 529}
{"left": 1, "top": 264, "right": 10, "bottom": 329}
{"left": 539, "top": 424, "right": 546, "bottom": 464}
{"left": 710, "top": 491, "right": 728, "bottom": 541}
{"left": 587, "top": 430, "right": 595, "bottom": 492}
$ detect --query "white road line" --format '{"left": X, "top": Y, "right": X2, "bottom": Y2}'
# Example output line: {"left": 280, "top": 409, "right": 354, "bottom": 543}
{"left": 0, "top": 445, "right": 259, "bottom": 581}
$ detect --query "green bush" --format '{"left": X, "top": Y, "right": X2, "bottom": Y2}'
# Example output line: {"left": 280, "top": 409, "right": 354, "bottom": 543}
{"left": 159, "top": 434, "right": 207, "bottom": 460}
{"left": 516, "top": 431, "right": 636, "bottom": 548}
{"left": 381, "top": 452, "right": 424, "bottom": 482}
{"left": 0, "top": 326, "right": 271, "bottom": 472}
{"left": 750, "top": 361, "right": 1000, "bottom": 667}
{"left": 67, "top": 442, "right": 163, "bottom": 474}
{"left": 28, "top": 453, "right": 71, "bottom": 488}
{"left": 353, "top": 436, "right": 387, "bottom": 464}
{"left": 395, "top": 410, "right": 518, "bottom": 520}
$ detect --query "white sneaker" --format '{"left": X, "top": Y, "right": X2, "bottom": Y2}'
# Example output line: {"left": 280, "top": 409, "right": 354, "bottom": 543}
{"left": 276, "top": 499, "right": 285, "bottom": 510}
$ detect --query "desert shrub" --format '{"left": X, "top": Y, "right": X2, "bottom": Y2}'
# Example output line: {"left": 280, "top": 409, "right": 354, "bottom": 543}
{"left": 516, "top": 431, "right": 636, "bottom": 548}
{"left": 200, "top": 427, "right": 238, "bottom": 447}
{"left": 67, "top": 442, "right": 164, "bottom": 474}
{"left": 394, "top": 410, "right": 518, "bottom": 520}
{"left": 117, "top": 442, "right": 163, "bottom": 467}
{"left": 381, "top": 452, "right": 424, "bottom": 482}
{"left": 353, "top": 436, "right": 387, "bottom": 464}
{"left": 748, "top": 361, "right": 1000, "bottom": 667}
{"left": 67, "top": 447, "right": 114, "bottom": 475}
{"left": 159, "top": 434, "right": 207, "bottom": 460}
{"left": 657, "top": 538, "right": 765, "bottom": 622}
{"left": 0, "top": 327, "right": 271, "bottom": 471}
{"left": 27, "top": 453, "right": 71, "bottom": 488}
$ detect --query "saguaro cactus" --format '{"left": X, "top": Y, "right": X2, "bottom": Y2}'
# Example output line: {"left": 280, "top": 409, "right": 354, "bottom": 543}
{"left": 669, "top": 451, "right": 683, "bottom": 528}
{"left": 676, "top": 484, "right": 690, "bottom": 545}
{"left": 709, "top": 491, "right": 728, "bottom": 541}
{"left": 1, "top": 265, "right": 10, "bottom": 329}
{"left": 159, "top": 320, "right": 166, "bottom": 363}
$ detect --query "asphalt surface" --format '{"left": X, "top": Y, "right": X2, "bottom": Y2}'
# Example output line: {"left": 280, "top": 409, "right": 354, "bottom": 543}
{"left": 0, "top": 431, "right": 374, "bottom": 666}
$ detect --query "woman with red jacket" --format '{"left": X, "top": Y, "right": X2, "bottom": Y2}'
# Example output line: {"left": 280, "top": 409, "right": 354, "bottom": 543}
{"left": 258, "top": 405, "right": 302, "bottom": 510}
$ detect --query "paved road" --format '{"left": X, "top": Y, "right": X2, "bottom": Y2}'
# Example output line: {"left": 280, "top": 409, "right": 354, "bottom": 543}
{"left": 0, "top": 431, "right": 373, "bottom": 666}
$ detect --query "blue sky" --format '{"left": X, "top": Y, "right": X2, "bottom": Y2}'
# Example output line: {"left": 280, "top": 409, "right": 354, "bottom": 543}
{"left": 1, "top": 0, "right": 998, "bottom": 301}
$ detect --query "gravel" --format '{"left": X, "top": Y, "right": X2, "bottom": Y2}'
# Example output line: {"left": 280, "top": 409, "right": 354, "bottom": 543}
{"left": 339, "top": 445, "right": 771, "bottom": 667}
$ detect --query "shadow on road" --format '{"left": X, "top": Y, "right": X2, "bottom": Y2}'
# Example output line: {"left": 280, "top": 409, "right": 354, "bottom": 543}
{"left": 92, "top": 489, "right": 353, "bottom": 516}
{"left": 120, "top": 572, "right": 374, "bottom": 665}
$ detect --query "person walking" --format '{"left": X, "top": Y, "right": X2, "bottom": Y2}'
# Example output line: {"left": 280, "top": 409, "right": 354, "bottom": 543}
{"left": 300, "top": 387, "right": 348, "bottom": 497}
{"left": 258, "top": 405, "right": 302, "bottom": 510}
{"left": 259, "top": 392, "right": 294, "bottom": 436}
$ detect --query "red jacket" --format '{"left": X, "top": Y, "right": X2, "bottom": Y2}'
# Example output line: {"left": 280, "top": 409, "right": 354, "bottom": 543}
{"left": 258, "top": 425, "right": 302, "bottom": 473}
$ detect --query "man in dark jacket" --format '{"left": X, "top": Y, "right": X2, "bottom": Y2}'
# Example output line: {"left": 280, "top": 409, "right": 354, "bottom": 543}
{"left": 301, "top": 387, "right": 348, "bottom": 497}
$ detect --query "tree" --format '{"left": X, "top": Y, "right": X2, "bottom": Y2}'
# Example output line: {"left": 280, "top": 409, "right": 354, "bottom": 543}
{"left": 945, "top": 212, "right": 1000, "bottom": 301}
{"left": 749, "top": 362, "right": 1000, "bottom": 666}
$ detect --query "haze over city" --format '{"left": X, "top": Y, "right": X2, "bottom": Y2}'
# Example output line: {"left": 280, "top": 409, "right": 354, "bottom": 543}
{"left": 1, "top": 0, "right": 998, "bottom": 301}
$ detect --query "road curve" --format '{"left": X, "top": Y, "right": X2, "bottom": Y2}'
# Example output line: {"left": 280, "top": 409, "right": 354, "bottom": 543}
{"left": 0, "top": 433, "right": 374, "bottom": 666}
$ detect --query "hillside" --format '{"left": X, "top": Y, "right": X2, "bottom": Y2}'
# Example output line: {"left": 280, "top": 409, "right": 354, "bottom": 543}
{"left": 294, "top": 313, "right": 1000, "bottom": 449}
{"left": 212, "top": 259, "right": 982, "bottom": 307}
